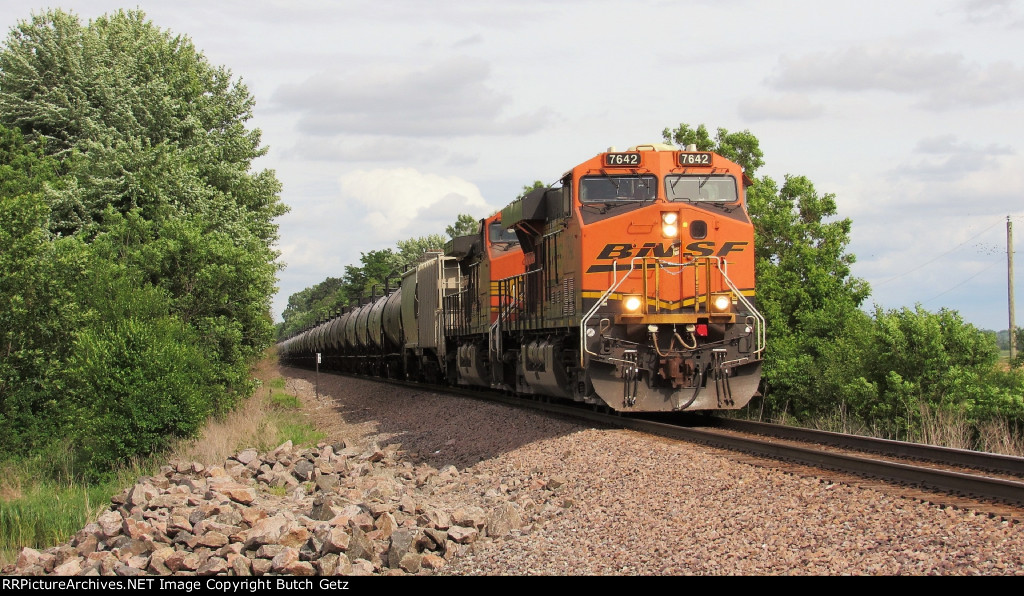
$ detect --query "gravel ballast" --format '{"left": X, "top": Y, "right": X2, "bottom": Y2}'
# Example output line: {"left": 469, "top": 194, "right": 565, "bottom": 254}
{"left": 285, "top": 368, "right": 1024, "bottom": 575}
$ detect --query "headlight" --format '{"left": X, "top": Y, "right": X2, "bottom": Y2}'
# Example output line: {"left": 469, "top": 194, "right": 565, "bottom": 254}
{"left": 623, "top": 295, "right": 643, "bottom": 312}
{"left": 661, "top": 212, "right": 679, "bottom": 237}
{"left": 711, "top": 293, "right": 732, "bottom": 313}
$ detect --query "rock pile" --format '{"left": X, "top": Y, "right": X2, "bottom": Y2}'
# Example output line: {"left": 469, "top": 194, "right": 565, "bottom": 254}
{"left": 5, "top": 439, "right": 541, "bottom": 577}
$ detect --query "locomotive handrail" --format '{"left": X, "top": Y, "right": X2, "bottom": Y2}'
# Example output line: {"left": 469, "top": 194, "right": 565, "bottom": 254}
{"left": 717, "top": 267, "right": 766, "bottom": 358}
{"left": 490, "top": 269, "right": 545, "bottom": 363}
{"left": 489, "top": 291, "right": 519, "bottom": 359}
{"left": 579, "top": 258, "right": 641, "bottom": 367}
{"left": 489, "top": 272, "right": 524, "bottom": 360}
{"left": 579, "top": 256, "right": 764, "bottom": 367}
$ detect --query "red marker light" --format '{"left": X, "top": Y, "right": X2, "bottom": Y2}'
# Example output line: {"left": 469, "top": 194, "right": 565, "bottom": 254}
{"left": 696, "top": 324, "right": 708, "bottom": 337}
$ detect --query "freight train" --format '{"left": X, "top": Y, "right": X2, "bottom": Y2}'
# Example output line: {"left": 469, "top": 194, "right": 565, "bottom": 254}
{"left": 278, "top": 143, "right": 764, "bottom": 412}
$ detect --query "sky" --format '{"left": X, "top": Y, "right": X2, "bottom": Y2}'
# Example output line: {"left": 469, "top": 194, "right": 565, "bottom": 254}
{"left": 2, "top": 0, "right": 1023, "bottom": 332}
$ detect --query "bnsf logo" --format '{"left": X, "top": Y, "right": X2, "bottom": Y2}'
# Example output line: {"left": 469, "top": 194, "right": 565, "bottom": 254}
{"left": 586, "top": 241, "right": 748, "bottom": 273}
{"left": 596, "top": 241, "right": 747, "bottom": 259}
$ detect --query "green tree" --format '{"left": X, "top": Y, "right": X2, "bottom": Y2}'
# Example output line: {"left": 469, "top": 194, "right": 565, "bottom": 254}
{"left": 396, "top": 234, "right": 448, "bottom": 264}
{"left": 55, "top": 241, "right": 216, "bottom": 475}
{"left": 0, "top": 8, "right": 286, "bottom": 366}
{"left": 0, "top": 125, "right": 68, "bottom": 453}
{"left": 278, "top": 277, "right": 346, "bottom": 339}
{"left": 518, "top": 180, "right": 546, "bottom": 199}
{"left": 0, "top": 10, "right": 287, "bottom": 475}
{"left": 1015, "top": 328, "right": 1024, "bottom": 367}
{"left": 0, "top": 9, "right": 286, "bottom": 238}
{"left": 749, "top": 175, "right": 870, "bottom": 417}
{"left": 853, "top": 306, "right": 1023, "bottom": 438}
{"left": 662, "top": 123, "right": 764, "bottom": 176}
{"left": 338, "top": 248, "right": 401, "bottom": 307}
{"left": 446, "top": 213, "right": 478, "bottom": 239}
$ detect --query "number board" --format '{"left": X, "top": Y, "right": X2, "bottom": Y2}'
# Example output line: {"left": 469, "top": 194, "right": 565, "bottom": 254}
{"left": 678, "top": 152, "right": 712, "bottom": 166}
{"left": 604, "top": 152, "right": 641, "bottom": 167}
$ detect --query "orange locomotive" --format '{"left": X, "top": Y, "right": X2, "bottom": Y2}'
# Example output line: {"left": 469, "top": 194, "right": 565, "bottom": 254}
{"left": 445, "top": 211, "right": 526, "bottom": 387}
{"left": 279, "top": 143, "right": 764, "bottom": 413}
{"left": 447, "top": 143, "right": 764, "bottom": 411}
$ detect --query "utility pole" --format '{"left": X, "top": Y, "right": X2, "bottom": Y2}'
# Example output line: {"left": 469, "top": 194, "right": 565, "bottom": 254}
{"left": 1010, "top": 216, "right": 1017, "bottom": 363}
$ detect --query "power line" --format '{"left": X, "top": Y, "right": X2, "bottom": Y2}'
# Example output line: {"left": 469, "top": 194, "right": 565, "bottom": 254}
{"left": 920, "top": 260, "right": 1002, "bottom": 305}
{"left": 872, "top": 217, "right": 1004, "bottom": 289}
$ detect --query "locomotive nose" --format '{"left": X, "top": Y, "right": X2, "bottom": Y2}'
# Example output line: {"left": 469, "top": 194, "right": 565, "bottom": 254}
{"left": 588, "top": 358, "right": 763, "bottom": 412}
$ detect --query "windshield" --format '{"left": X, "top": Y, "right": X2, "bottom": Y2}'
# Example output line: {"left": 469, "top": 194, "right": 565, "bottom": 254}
{"left": 488, "top": 222, "right": 519, "bottom": 244}
{"left": 580, "top": 175, "right": 657, "bottom": 204}
{"left": 664, "top": 175, "right": 738, "bottom": 203}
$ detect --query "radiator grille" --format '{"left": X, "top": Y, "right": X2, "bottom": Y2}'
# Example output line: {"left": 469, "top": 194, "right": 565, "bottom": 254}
{"left": 562, "top": 277, "right": 575, "bottom": 316}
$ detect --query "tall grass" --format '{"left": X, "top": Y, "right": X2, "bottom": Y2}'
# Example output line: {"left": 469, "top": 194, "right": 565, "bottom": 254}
{"left": 172, "top": 376, "right": 323, "bottom": 464}
{"left": 0, "top": 452, "right": 149, "bottom": 567}
{"left": 916, "top": 404, "right": 974, "bottom": 450}
{"left": 744, "top": 397, "right": 1024, "bottom": 456}
{"left": 976, "top": 418, "right": 1024, "bottom": 456}
{"left": 0, "top": 355, "right": 323, "bottom": 568}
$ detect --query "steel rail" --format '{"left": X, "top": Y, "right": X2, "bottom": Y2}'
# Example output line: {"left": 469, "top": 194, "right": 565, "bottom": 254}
{"left": 708, "top": 418, "right": 1024, "bottom": 477}
{"left": 622, "top": 417, "right": 1024, "bottom": 506}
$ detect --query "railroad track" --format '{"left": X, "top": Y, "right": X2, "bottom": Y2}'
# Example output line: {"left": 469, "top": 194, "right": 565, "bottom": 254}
{"left": 632, "top": 416, "right": 1024, "bottom": 518}
{"left": 327, "top": 370, "right": 1024, "bottom": 520}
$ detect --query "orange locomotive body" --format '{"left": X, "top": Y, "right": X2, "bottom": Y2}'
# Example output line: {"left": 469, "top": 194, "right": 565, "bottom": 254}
{"left": 446, "top": 212, "right": 526, "bottom": 387}
{"left": 459, "top": 143, "right": 764, "bottom": 411}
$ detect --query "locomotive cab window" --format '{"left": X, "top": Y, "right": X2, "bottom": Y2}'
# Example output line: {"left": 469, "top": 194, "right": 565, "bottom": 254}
{"left": 665, "top": 175, "right": 738, "bottom": 203}
{"left": 488, "top": 222, "right": 519, "bottom": 246}
{"left": 580, "top": 175, "right": 657, "bottom": 204}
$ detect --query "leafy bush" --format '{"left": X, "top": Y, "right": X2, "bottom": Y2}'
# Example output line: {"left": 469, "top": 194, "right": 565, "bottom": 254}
{"left": 60, "top": 275, "right": 215, "bottom": 476}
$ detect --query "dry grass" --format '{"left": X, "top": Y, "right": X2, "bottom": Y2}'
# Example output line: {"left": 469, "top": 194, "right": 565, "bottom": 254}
{"left": 916, "top": 404, "right": 1024, "bottom": 455}
{"left": 976, "top": 418, "right": 1024, "bottom": 456}
{"left": 917, "top": 404, "right": 974, "bottom": 450}
{"left": 757, "top": 400, "right": 1024, "bottom": 457}
{"left": 0, "top": 465, "right": 22, "bottom": 501}
{"left": 171, "top": 387, "right": 278, "bottom": 465}
{"left": 171, "top": 353, "right": 320, "bottom": 466}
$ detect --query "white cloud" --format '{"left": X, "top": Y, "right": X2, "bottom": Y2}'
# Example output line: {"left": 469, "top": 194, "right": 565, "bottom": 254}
{"left": 913, "top": 134, "right": 1013, "bottom": 155}
{"left": 339, "top": 168, "right": 493, "bottom": 241}
{"left": 737, "top": 94, "right": 825, "bottom": 121}
{"left": 885, "top": 136, "right": 1018, "bottom": 183}
{"left": 767, "top": 43, "right": 1024, "bottom": 109}
{"left": 958, "top": 0, "right": 1024, "bottom": 26}
{"left": 770, "top": 45, "right": 957, "bottom": 92}
{"left": 272, "top": 56, "right": 555, "bottom": 138}
{"left": 282, "top": 137, "right": 468, "bottom": 165}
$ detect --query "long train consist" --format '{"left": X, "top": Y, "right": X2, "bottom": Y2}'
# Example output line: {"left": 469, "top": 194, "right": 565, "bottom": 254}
{"left": 278, "top": 143, "right": 764, "bottom": 412}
